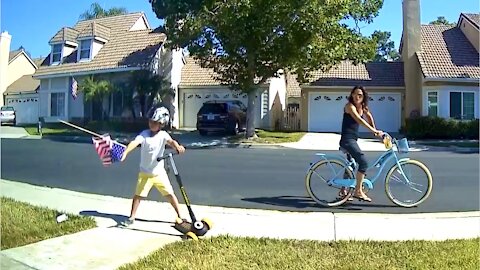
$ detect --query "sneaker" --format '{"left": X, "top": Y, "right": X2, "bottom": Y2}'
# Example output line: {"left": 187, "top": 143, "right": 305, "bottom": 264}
{"left": 120, "top": 218, "right": 134, "bottom": 227}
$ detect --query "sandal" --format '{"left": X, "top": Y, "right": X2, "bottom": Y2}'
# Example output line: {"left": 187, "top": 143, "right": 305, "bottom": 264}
{"left": 352, "top": 194, "right": 372, "bottom": 202}
{"left": 338, "top": 191, "right": 354, "bottom": 201}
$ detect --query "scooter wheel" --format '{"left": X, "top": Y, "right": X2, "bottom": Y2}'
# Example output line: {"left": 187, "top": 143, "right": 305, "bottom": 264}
{"left": 185, "top": 231, "right": 198, "bottom": 241}
{"left": 201, "top": 218, "right": 213, "bottom": 230}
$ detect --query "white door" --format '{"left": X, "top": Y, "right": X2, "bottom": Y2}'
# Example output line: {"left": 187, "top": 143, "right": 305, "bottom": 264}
{"left": 181, "top": 89, "right": 266, "bottom": 128}
{"left": 5, "top": 94, "right": 39, "bottom": 124}
{"left": 181, "top": 89, "right": 248, "bottom": 128}
{"left": 308, "top": 92, "right": 347, "bottom": 132}
{"left": 308, "top": 92, "right": 402, "bottom": 132}
{"left": 359, "top": 93, "right": 402, "bottom": 133}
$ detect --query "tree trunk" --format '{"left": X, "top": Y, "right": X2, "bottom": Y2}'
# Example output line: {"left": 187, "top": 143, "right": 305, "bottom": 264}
{"left": 246, "top": 90, "right": 257, "bottom": 138}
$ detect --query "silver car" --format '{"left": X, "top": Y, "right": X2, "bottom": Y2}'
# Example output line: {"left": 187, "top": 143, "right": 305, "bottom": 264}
{"left": 0, "top": 106, "right": 16, "bottom": 126}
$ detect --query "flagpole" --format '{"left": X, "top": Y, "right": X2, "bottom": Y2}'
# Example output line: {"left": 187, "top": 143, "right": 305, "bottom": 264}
{"left": 58, "top": 119, "right": 127, "bottom": 147}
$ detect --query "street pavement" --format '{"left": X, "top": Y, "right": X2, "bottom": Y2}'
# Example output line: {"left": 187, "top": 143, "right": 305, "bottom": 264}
{"left": 1, "top": 127, "right": 479, "bottom": 269}
{"left": 1, "top": 138, "right": 479, "bottom": 213}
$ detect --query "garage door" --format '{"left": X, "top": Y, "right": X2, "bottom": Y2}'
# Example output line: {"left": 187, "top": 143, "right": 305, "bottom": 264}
{"left": 5, "top": 94, "right": 39, "bottom": 124}
{"left": 308, "top": 92, "right": 401, "bottom": 132}
{"left": 180, "top": 89, "right": 266, "bottom": 128}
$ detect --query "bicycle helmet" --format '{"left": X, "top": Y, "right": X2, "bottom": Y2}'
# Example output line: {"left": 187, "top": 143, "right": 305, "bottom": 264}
{"left": 148, "top": 106, "right": 170, "bottom": 124}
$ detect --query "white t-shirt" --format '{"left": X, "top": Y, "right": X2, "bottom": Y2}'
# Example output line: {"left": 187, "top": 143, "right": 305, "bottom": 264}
{"left": 133, "top": 129, "right": 172, "bottom": 175}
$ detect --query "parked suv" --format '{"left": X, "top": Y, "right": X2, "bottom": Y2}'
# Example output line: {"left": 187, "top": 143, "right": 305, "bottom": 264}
{"left": 197, "top": 100, "right": 247, "bottom": 136}
{"left": 0, "top": 106, "right": 16, "bottom": 126}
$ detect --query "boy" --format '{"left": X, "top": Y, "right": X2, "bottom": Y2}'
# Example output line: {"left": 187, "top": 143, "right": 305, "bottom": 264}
{"left": 120, "top": 106, "right": 185, "bottom": 226}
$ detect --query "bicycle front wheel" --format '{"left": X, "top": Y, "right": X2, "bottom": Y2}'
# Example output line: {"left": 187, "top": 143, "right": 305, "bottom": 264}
{"left": 385, "top": 159, "right": 433, "bottom": 207}
{"left": 305, "top": 159, "right": 354, "bottom": 207}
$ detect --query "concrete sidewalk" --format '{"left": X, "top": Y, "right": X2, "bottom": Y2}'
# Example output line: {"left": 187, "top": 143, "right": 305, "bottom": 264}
{"left": 1, "top": 179, "right": 479, "bottom": 270}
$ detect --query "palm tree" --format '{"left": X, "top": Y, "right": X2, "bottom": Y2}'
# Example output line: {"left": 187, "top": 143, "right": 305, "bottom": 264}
{"left": 79, "top": 76, "right": 116, "bottom": 120}
{"left": 79, "top": 3, "right": 127, "bottom": 20}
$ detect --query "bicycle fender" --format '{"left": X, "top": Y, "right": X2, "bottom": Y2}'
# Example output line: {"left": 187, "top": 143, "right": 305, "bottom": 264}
{"left": 313, "top": 153, "right": 350, "bottom": 165}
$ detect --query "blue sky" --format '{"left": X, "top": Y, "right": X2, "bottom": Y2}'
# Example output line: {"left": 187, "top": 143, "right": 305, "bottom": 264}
{"left": 1, "top": 0, "right": 478, "bottom": 59}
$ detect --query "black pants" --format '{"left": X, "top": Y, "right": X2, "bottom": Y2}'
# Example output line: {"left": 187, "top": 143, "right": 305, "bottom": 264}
{"left": 340, "top": 138, "right": 368, "bottom": 174}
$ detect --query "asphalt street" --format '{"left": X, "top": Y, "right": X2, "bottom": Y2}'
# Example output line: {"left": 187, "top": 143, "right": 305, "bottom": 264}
{"left": 1, "top": 138, "right": 479, "bottom": 213}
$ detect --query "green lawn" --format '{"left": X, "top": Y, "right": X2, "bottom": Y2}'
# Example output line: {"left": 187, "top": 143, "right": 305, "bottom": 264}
{"left": 0, "top": 197, "right": 96, "bottom": 249}
{"left": 119, "top": 236, "right": 480, "bottom": 270}
{"left": 23, "top": 123, "right": 87, "bottom": 136}
{"left": 230, "top": 129, "right": 306, "bottom": 144}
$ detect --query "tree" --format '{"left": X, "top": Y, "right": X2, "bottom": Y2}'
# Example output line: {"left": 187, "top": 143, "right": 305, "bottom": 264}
{"left": 429, "top": 16, "right": 455, "bottom": 26}
{"left": 371, "top": 30, "right": 400, "bottom": 62}
{"left": 150, "top": 0, "right": 383, "bottom": 138}
{"left": 78, "top": 76, "right": 116, "bottom": 120}
{"left": 128, "top": 70, "right": 171, "bottom": 118}
{"left": 79, "top": 2, "right": 127, "bottom": 20}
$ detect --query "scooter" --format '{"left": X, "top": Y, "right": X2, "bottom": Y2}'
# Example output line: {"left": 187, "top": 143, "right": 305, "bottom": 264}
{"left": 157, "top": 152, "right": 213, "bottom": 240}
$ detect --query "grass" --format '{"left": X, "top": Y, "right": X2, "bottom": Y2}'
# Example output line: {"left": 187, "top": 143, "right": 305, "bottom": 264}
{"left": 0, "top": 197, "right": 97, "bottom": 249}
{"left": 420, "top": 141, "right": 479, "bottom": 148}
{"left": 23, "top": 123, "right": 87, "bottom": 136}
{"left": 119, "top": 236, "right": 480, "bottom": 270}
{"left": 229, "top": 129, "right": 306, "bottom": 144}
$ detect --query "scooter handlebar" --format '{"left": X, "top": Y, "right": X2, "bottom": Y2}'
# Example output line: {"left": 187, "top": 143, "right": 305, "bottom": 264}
{"left": 156, "top": 151, "right": 178, "bottom": 162}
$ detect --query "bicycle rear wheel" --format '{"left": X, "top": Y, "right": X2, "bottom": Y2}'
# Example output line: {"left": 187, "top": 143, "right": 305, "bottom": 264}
{"left": 305, "top": 159, "right": 354, "bottom": 207}
{"left": 385, "top": 159, "right": 433, "bottom": 207}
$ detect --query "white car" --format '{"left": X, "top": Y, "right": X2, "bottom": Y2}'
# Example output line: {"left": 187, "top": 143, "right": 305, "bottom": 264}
{"left": 0, "top": 106, "right": 16, "bottom": 126}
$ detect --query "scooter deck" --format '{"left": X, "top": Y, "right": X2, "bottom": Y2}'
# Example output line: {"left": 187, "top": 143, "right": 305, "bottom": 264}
{"left": 173, "top": 220, "right": 192, "bottom": 234}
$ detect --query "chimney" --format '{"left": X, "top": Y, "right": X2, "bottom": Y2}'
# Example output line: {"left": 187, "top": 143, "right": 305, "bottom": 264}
{"left": 401, "top": 0, "right": 421, "bottom": 60}
{"left": 401, "top": 0, "right": 423, "bottom": 119}
{"left": 0, "top": 31, "right": 12, "bottom": 106}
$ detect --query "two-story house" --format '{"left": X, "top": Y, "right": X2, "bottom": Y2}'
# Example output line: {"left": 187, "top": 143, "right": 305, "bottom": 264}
{"left": 291, "top": 0, "right": 479, "bottom": 133}
{"left": 0, "top": 31, "right": 43, "bottom": 124}
{"left": 33, "top": 12, "right": 184, "bottom": 124}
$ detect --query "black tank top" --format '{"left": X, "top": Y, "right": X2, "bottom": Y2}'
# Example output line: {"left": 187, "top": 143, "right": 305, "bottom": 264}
{"left": 341, "top": 111, "right": 359, "bottom": 140}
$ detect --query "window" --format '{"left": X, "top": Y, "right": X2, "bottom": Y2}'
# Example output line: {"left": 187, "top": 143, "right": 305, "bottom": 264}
{"left": 79, "top": 40, "right": 91, "bottom": 60}
{"left": 50, "top": 93, "right": 65, "bottom": 117}
{"left": 450, "top": 92, "right": 475, "bottom": 120}
{"left": 427, "top": 92, "right": 438, "bottom": 117}
{"left": 51, "top": 44, "right": 62, "bottom": 64}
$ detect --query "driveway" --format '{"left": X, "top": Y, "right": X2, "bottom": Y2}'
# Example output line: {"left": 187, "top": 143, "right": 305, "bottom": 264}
{"left": 0, "top": 126, "right": 30, "bottom": 139}
{"left": 169, "top": 129, "right": 231, "bottom": 148}
{"left": 280, "top": 132, "right": 427, "bottom": 152}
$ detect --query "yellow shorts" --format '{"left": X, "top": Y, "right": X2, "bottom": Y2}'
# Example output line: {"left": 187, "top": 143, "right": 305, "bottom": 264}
{"left": 135, "top": 172, "right": 174, "bottom": 197}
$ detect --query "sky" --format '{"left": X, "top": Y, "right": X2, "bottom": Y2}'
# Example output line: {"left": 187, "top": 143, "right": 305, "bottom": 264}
{"left": 1, "top": 0, "right": 479, "bottom": 60}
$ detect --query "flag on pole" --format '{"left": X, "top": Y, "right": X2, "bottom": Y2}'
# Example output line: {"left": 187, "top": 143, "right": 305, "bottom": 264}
{"left": 92, "top": 134, "right": 126, "bottom": 166}
{"left": 71, "top": 77, "right": 78, "bottom": 100}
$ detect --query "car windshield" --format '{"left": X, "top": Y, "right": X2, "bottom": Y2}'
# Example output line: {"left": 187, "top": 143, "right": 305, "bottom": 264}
{"left": 199, "top": 103, "right": 227, "bottom": 114}
{"left": 1, "top": 107, "right": 14, "bottom": 111}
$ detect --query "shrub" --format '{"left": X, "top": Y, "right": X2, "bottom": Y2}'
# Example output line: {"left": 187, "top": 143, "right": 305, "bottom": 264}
{"left": 404, "top": 117, "right": 479, "bottom": 140}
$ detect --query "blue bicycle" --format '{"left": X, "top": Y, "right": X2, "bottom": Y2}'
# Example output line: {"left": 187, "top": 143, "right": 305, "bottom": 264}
{"left": 305, "top": 133, "right": 433, "bottom": 207}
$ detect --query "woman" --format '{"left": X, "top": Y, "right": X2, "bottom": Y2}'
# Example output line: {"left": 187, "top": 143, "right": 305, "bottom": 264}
{"left": 339, "top": 86, "right": 383, "bottom": 202}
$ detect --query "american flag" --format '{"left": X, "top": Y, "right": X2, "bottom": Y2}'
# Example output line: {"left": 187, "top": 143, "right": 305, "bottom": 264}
{"left": 71, "top": 77, "right": 78, "bottom": 100}
{"left": 92, "top": 135, "right": 126, "bottom": 166}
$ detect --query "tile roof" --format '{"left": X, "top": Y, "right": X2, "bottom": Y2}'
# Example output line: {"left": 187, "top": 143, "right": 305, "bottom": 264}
{"left": 8, "top": 49, "right": 22, "bottom": 62}
{"left": 306, "top": 61, "right": 404, "bottom": 87}
{"left": 32, "top": 57, "right": 46, "bottom": 68}
{"left": 5, "top": 75, "right": 40, "bottom": 94}
{"left": 49, "top": 27, "right": 80, "bottom": 44}
{"left": 35, "top": 13, "right": 165, "bottom": 77}
{"left": 180, "top": 57, "right": 223, "bottom": 86}
{"left": 180, "top": 57, "right": 270, "bottom": 87}
{"left": 417, "top": 24, "right": 480, "bottom": 79}
{"left": 77, "top": 22, "right": 110, "bottom": 41}
{"left": 286, "top": 72, "right": 301, "bottom": 97}
{"left": 462, "top": 13, "right": 480, "bottom": 28}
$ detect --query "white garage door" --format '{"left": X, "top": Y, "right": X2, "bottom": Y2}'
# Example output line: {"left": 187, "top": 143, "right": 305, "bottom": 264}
{"left": 181, "top": 89, "right": 266, "bottom": 128}
{"left": 308, "top": 92, "right": 401, "bottom": 132}
{"left": 5, "top": 94, "right": 39, "bottom": 124}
